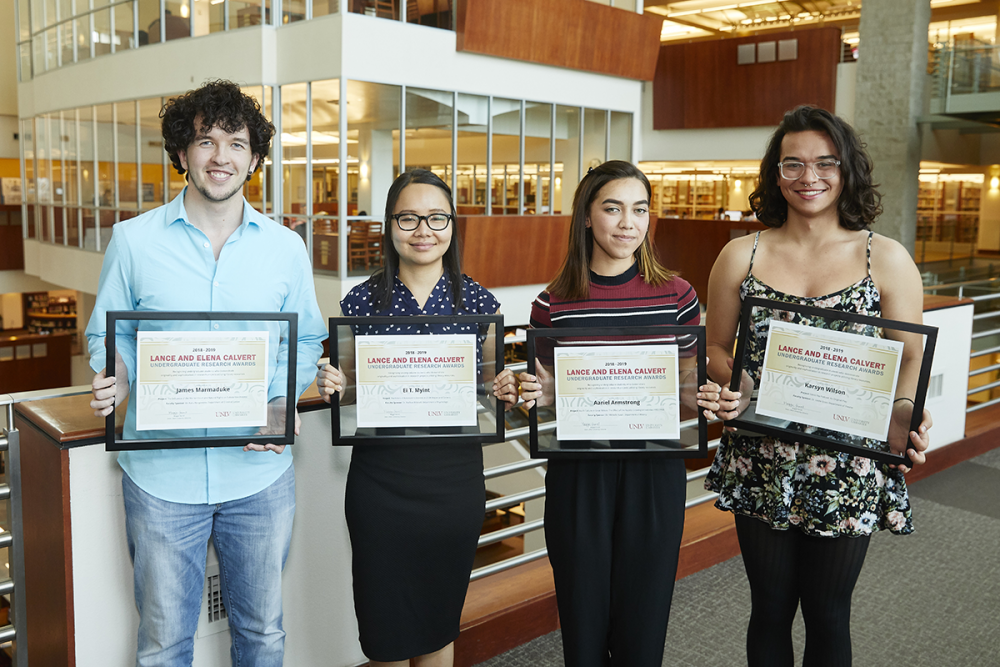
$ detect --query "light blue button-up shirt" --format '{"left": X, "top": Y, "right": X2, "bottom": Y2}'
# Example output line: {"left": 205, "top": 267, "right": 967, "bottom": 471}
{"left": 86, "top": 189, "right": 327, "bottom": 504}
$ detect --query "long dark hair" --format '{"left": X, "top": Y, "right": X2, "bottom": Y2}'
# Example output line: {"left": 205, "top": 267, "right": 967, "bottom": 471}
{"left": 750, "top": 105, "right": 882, "bottom": 230}
{"left": 368, "top": 169, "right": 464, "bottom": 312}
{"left": 547, "top": 160, "right": 674, "bottom": 301}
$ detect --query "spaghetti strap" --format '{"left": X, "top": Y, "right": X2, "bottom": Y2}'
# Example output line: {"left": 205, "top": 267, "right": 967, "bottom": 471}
{"left": 746, "top": 232, "right": 761, "bottom": 279}
{"left": 866, "top": 231, "right": 873, "bottom": 277}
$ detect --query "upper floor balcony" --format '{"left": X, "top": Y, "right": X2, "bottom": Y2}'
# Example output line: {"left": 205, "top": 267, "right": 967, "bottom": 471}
{"left": 929, "top": 43, "right": 1000, "bottom": 124}
{"left": 15, "top": 0, "right": 661, "bottom": 83}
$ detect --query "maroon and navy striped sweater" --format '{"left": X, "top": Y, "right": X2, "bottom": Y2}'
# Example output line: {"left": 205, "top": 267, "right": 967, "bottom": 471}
{"left": 529, "top": 262, "right": 700, "bottom": 365}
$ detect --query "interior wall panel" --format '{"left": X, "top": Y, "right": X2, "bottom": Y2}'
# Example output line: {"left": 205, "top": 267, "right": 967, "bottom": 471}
{"left": 653, "top": 27, "right": 841, "bottom": 130}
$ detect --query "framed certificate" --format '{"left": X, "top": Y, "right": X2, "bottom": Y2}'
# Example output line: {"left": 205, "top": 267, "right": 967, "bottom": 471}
{"left": 105, "top": 311, "right": 298, "bottom": 451}
{"left": 726, "top": 297, "right": 938, "bottom": 466}
{"left": 329, "top": 314, "right": 505, "bottom": 445}
{"left": 526, "top": 326, "right": 709, "bottom": 459}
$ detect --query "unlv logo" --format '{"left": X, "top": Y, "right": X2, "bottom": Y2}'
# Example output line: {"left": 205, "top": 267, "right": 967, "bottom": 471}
{"left": 428, "top": 411, "right": 442, "bottom": 416}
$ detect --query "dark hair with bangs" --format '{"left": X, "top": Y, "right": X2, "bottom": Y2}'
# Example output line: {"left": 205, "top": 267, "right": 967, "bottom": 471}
{"left": 368, "top": 169, "right": 465, "bottom": 312}
{"left": 749, "top": 105, "right": 882, "bottom": 231}
{"left": 160, "top": 80, "right": 274, "bottom": 180}
{"left": 547, "top": 160, "right": 675, "bottom": 301}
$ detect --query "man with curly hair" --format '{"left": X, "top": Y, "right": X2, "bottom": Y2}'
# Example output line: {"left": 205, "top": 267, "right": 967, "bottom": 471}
{"left": 85, "top": 80, "right": 326, "bottom": 666}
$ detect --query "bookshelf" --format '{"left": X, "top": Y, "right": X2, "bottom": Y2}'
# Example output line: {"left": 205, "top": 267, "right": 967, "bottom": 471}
{"left": 915, "top": 176, "right": 982, "bottom": 259}
{"left": 23, "top": 292, "right": 80, "bottom": 354}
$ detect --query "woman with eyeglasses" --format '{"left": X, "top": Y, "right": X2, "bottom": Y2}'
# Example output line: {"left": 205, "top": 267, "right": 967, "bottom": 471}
{"left": 316, "top": 169, "right": 518, "bottom": 667}
{"left": 705, "top": 106, "right": 932, "bottom": 666}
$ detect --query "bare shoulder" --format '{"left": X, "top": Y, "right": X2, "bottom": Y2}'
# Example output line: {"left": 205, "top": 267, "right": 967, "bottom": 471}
{"left": 714, "top": 233, "right": 758, "bottom": 272}
{"left": 871, "top": 234, "right": 923, "bottom": 301}
{"left": 870, "top": 233, "right": 917, "bottom": 272}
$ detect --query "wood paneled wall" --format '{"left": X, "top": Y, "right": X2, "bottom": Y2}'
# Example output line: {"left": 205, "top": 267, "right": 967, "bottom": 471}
{"left": 458, "top": 215, "right": 571, "bottom": 288}
{"left": 456, "top": 0, "right": 663, "bottom": 80}
{"left": 653, "top": 27, "right": 841, "bottom": 130}
{"left": 460, "top": 215, "right": 662, "bottom": 289}
{"left": 0, "top": 223, "right": 24, "bottom": 271}
{"left": 653, "top": 217, "right": 766, "bottom": 304}
{"left": 0, "top": 334, "right": 73, "bottom": 394}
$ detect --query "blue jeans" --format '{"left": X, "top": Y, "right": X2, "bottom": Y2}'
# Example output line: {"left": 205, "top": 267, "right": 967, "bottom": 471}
{"left": 122, "top": 465, "right": 296, "bottom": 667}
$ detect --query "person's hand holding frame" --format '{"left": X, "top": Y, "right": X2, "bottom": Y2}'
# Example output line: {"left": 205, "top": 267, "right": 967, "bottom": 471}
{"left": 524, "top": 326, "right": 711, "bottom": 459}
{"left": 725, "top": 297, "right": 937, "bottom": 468}
{"left": 104, "top": 311, "right": 298, "bottom": 451}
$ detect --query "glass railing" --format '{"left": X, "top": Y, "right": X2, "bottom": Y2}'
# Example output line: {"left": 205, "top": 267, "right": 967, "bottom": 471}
{"left": 931, "top": 43, "right": 1000, "bottom": 112}
{"left": 16, "top": 0, "right": 464, "bottom": 80}
{"left": 16, "top": 0, "right": 649, "bottom": 80}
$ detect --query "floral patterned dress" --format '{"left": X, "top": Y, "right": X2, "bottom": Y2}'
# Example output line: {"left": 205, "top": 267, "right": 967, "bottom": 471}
{"left": 705, "top": 231, "right": 913, "bottom": 537}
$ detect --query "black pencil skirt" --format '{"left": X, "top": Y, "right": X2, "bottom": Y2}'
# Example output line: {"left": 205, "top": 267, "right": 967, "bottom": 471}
{"left": 345, "top": 442, "right": 485, "bottom": 662}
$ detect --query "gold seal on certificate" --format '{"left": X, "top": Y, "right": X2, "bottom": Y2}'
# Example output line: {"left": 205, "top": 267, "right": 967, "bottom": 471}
{"left": 355, "top": 334, "right": 478, "bottom": 428}
{"left": 135, "top": 331, "right": 270, "bottom": 431}
{"left": 757, "top": 321, "right": 903, "bottom": 441}
{"left": 554, "top": 345, "right": 680, "bottom": 440}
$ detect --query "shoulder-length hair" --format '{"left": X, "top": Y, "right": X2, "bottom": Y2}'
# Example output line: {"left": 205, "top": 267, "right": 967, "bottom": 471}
{"left": 750, "top": 105, "right": 882, "bottom": 231}
{"left": 368, "top": 169, "right": 464, "bottom": 312}
{"left": 546, "top": 160, "right": 675, "bottom": 301}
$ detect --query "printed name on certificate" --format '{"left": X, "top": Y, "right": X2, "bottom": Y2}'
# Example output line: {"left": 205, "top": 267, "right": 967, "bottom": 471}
{"left": 135, "top": 331, "right": 270, "bottom": 431}
{"left": 554, "top": 345, "right": 680, "bottom": 441}
{"left": 756, "top": 321, "right": 904, "bottom": 441}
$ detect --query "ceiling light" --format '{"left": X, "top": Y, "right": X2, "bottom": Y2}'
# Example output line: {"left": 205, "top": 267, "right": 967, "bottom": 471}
{"left": 667, "top": 8, "right": 704, "bottom": 17}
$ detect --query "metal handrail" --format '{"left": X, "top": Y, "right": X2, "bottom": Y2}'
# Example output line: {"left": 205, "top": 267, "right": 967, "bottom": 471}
{"left": 485, "top": 487, "right": 546, "bottom": 513}
{"left": 685, "top": 491, "right": 719, "bottom": 510}
{"left": 927, "top": 275, "right": 1000, "bottom": 414}
{"left": 923, "top": 275, "right": 1000, "bottom": 293}
{"left": 971, "top": 326, "right": 1000, "bottom": 340}
{"left": 969, "top": 395, "right": 1000, "bottom": 412}
{"left": 971, "top": 344, "right": 1000, "bottom": 359}
{"left": 3, "top": 394, "right": 27, "bottom": 661}
{"left": 969, "top": 378, "right": 1000, "bottom": 395}
{"left": 970, "top": 362, "right": 1000, "bottom": 377}
{"left": 484, "top": 458, "right": 545, "bottom": 480}
{"left": 470, "top": 547, "right": 548, "bottom": 582}
{"left": 478, "top": 519, "right": 545, "bottom": 548}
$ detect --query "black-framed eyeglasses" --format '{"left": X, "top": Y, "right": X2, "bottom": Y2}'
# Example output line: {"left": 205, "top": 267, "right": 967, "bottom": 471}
{"left": 778, "top": 160, "right": 841, "bottom": 181}
{"left": 390, "top": 213, "right": 453, "bottom": 231}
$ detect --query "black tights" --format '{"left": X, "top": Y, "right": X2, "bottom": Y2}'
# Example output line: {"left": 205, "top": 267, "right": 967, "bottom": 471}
{"left": 735, "top": 515, "right": 871, "bottom": 667}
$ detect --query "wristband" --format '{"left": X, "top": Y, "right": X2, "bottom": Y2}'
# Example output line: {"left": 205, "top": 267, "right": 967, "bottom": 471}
{"left": 893, "top": 397, "right": 914, "bottom": 405}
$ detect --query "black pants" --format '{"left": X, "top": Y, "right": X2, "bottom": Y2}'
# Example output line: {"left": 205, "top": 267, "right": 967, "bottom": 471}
{"left": 544, "top": 457, "right": 686, "bottom": 667}
{"left": 735, "top": 514, "right": 872, "bottom": 667}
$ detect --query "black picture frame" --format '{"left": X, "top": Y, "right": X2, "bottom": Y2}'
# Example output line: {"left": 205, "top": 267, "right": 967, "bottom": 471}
{"left": 526, "top": 326, "right": 709, "bottom": 459}
{"left": 726, "top": 297, "right": 938, "bottom": 467}
{"left": 105, "top": 311, "right": 298, "bottom": 451}
{"left": 329, "top": 314, "right": 506, "bottom": 446}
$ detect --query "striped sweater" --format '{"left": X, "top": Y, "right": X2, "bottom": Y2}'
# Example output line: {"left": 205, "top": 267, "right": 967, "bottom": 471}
{"left": 529, "top": 262, "right": 700, "bottom": 364}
